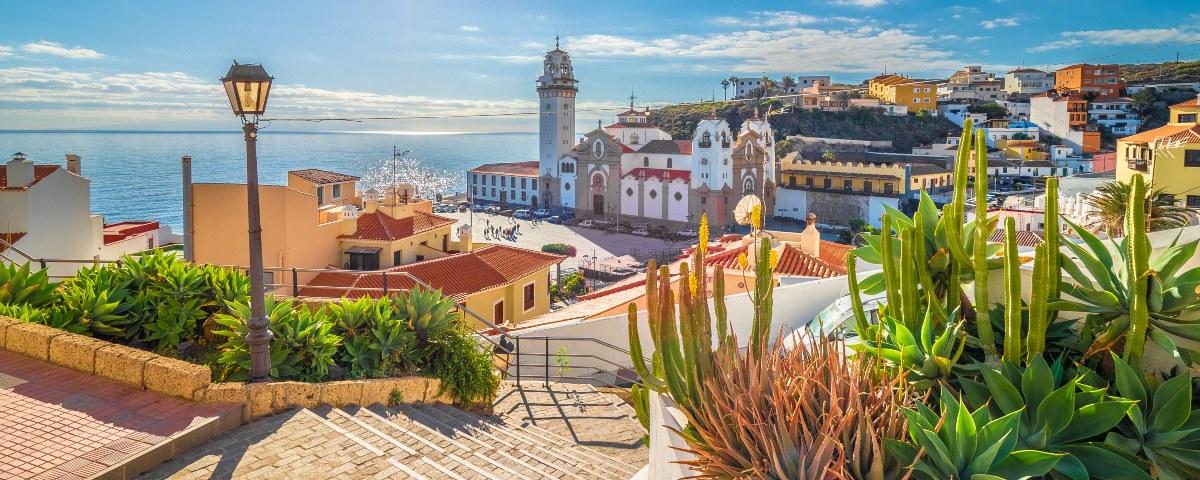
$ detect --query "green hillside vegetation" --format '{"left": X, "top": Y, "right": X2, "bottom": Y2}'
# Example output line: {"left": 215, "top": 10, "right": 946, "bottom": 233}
{"left": 1120, "top": 60, "right": 1200, "bottom": 83}
{"left": 647, "top": 100, "right": 959, "bottom": 154}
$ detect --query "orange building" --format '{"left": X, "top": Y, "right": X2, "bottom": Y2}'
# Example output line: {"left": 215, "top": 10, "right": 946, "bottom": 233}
{"left": 1055, "top": 64, "right": 1124, "bottom": 96}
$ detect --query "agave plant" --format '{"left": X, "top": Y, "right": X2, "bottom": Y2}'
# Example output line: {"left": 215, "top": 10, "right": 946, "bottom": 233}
{"left": 1102, "top": 355, "right": 1200, "bottom": 479}
{"left": 393, "top": 286, "right": 458, "bottom": 345}
{"left": 1053, "top": 176, "right": 1200, "bottom": 365}
{"left": 212, "top": 298, "right": 341, "bottom": 382}
{"left": 0, "top": 303, "right": 86, "bottom": 335}
{"left": 0, "top": 262, "right": 56, "bottom": 308}
{"left": 57, "top": 264, "right": 134, "bottom": 338}
{"left": 850, "top": 309, "right": 967, "bottom": 391}
{"left": 959, "top": 357, "right": 1145, "bottom": 480}
{"left": 328, "top": 297, "right": 394, "bottom": 377}
{"left": 889, "top": 387, "right": 1065, "bottom": 479}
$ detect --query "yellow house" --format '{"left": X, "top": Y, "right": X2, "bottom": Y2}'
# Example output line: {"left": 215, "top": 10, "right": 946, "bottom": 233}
{"left": 336, "top": 197, "right": 457, "bottom": 270}
{"left": 779, "top": 152, "right": 952, "bottom": 196}
{"left": 1116, "top": 98, "right": 1200, "bottom": 208}
{"left": 300, "top": 244, "right": 566, "bottom": 328}
{"left": 288, "top": 169, "right": 360, "bottom": 207}
{"left": 1002, "top": 140, "right": 1049, "bottom": 161}
{"left": 867, "top": 74, "right": 937, "bottom": 114}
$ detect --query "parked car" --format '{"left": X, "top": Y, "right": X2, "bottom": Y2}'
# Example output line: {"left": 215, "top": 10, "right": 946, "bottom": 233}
{"left": 547, "top": 215, "right": 563, "bottom": 224}
{"left": 487, "top": 206, "right": 501, "bottom": 214}
{"left": 532, "top": 208, "right": 551, "bottom": 218}
{"left": 514, "top": 209, "right": 532, "bottom": 219}
{"left": 577, "top": 219, "right": 596, "bottom": 228}
{"left": 499, "top": 209, "right": 515, "bottom": 217}
{"left": 631, "top": 226, "right": 650, "bottom": 236}
{"left": 676, "top": 229, "right": 699, "bottom": 239}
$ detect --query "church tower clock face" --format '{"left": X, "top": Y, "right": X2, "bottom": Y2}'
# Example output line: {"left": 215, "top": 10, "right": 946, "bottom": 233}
{"left": 592, "top": 139, "right": 605, "bottom": 159}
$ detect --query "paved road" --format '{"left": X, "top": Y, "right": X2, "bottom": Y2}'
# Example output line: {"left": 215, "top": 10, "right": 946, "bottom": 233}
{"left": 443, "top": 211, "right": 691, "bottom": 273}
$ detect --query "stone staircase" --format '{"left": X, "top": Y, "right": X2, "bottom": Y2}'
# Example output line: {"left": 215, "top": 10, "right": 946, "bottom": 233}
{"left": 143, "top": 383, "right": 646, "bottom": 479}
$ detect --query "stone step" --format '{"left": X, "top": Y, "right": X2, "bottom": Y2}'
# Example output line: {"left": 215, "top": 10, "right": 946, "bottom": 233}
{"left": 351, "top": 405, "right": 504, "bottom": 480}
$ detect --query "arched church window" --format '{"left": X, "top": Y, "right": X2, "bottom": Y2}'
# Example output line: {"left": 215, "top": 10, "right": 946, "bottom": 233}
{"left": 547, "top": 63, "right": 555, "bottom": 74}
{"left": 700, "top": 132, "right": 711, "bottom": 147}
{"left": 743, "top": 178, "right": 754, "bottom": 194}
{"left": 701, "top": 158, "right": 708, "bottom": 166}
{"left": 560, "top": 64, "right": 568, "bottom": 76}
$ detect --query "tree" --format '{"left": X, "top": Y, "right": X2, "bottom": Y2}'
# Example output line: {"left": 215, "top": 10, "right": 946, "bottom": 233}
{"left": 967, "top": 102, "right": 1009, "bottom": 120}
{"left": 720, "top": 79, "right": 730, "bottom": 101}
{"left": 821, "top": 150, "right": 838, "bottom": 162}
{"left": 757, "top": 76, "right": 777, "bottom": 99}
{"left": 1084, "top": 179, "right": 1196, "bottom": 235}
{"left": 781, "top": 75, "right": 797, "bottom": 93}
{"left": 1012, "top": 132, "right": 1030, "bottom": 140}
{"left": 727, "top": 75, "right": 739, "bottom": 98}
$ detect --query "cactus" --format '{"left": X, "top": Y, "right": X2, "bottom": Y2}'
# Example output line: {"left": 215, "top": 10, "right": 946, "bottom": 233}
{"left": 1027, "top": 243, "right": 1049, "bottom": 360}
{"left": 847, "top": 254, "right": 869, "bottom": 335}
{"left": 973, "top": 128, "right": 998, "bottom": 360}
{"left": 1044, "top": 176, "right": 1061, "bottom": 325}
{"left": 1002, "top": 217, "right": 1022, "bottom": 364}
{"left": 880, "top": 213, "right": 901, "bottom": 317}
{"left": 1123, "top": 174, "right": 1151, "bottom": 363}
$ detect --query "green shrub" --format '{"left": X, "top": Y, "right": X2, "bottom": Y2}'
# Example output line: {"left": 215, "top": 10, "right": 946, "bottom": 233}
{"left": 0, "top": 262, "right": 56, "bottom": 307}
{"left": 211, "top": 298, "right": 341, "bottom": 382}
{"left": 541, "top": 243, "right": 570, "bottom": 255}
{"left": 425, "top": 329, "right": 499, "bottom": 407}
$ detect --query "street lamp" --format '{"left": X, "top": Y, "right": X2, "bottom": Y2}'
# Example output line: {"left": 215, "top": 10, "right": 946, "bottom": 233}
{"left": 222, "top": 61, "right": 273, "bottom": 382}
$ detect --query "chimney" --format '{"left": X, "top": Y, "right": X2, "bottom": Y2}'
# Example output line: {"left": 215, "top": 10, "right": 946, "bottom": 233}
{"left": 6, "top": 152, "right": 35, "bottom": 188}
{"left": 181, "top": 156, "right": 194, "bottom": 261}
{"left": 799, "top": 212, "right": 821, "bottom": 257}
{"left": 457, "top": 224, "right": 473, "bottom": 252}
{"left": 65, "top": 154, "right": 81, "bottom": 175}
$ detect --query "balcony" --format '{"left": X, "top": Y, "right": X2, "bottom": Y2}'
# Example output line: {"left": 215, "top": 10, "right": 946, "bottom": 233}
{"left": 1128, "top": 159, "right": 1149, "bottom": 171}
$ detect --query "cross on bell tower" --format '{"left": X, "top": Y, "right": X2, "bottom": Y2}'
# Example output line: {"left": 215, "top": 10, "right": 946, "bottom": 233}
{"left": 628, "top": 88, "right": 637, "bottom": 110}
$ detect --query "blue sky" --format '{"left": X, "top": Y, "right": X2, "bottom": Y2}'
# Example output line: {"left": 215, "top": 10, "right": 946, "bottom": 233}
{"left": 0, "top": 0, "right": 1197, "bottom": 131}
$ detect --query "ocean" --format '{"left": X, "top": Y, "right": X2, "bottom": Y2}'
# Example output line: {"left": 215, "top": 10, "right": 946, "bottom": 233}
{"left": 0, "top": 130, "right": 537, "bottom": 231}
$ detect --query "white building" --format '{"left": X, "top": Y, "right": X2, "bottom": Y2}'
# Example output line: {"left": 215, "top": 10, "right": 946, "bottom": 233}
{"left": 1126, "top": 81, "right": 1200, "bottom": 94}
{"left": 468, "top": 161, "right": 541, "bottom": 207}
{"left": 940, "top": 66, "right": 1005, "bottom": 102}
{"left": 1088, "top": 96, "right": 1141, "bottom": 135}
{"left": 0, "top": 153, "right": 161, "bottom": 276}
{"left": 733, "top": 75, "right": 831, "bottom": 98}
{"left": 1004, "top": 68, "right": 1053, "bottom": 95}
{"left": 1003, "top": 99, "right": 1031, "bottom": 121}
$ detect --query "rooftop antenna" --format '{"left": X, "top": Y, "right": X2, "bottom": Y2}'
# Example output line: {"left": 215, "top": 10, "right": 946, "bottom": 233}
{"left": 628, "top": 87, "right": 637, "bottom": 110}
{"left": 555, "top": 32, "right": 560, "bottom": 49}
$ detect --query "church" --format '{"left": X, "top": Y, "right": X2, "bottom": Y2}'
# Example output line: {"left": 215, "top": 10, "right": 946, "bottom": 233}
{"left": 480, "top": 40, "right": 777, "bottom": 229}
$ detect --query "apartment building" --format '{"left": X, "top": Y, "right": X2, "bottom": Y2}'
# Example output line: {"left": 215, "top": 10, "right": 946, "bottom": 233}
{"left": 939, "top": 66, "right": 1005, "bottom": 102}
{"left": 1030, "top": 91, "right": 1101, "bottom": 154}
{"left": 468, "top": 161, "right": 541, "bottom": 208}
{"left": 867, "top": 74, "right": 936, "bottom": 114}
{"left": 1004, "top": 68, "right": 1053, "bottom": 95}
{"left": 1055, "top": 63, "right": 1124, "bottom": 96}
{"left": 1116, "top": 96, "right": 1200, "bottom": 209}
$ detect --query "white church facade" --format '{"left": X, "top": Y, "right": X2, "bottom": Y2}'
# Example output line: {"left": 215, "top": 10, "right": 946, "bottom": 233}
{"left": 471, "top": 40, "right": 776, "bottom": 229}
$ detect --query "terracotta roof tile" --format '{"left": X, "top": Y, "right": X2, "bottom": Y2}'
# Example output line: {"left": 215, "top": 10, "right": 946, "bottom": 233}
{"left": 299, "top": 245, "right": 565, "bottom": 302}
{"left": 701, "top": 240, "right": 849, "bottom": 278}
{"left": 468, "top": 161, "right": 540, "bottom": 176}
{"left": 0, "top": 165, "right": 59, "bottom": 190}
{"left": 1120, "top": 124, "right": 1200, "bottom": 145}
{"left": 988, "top": 229, "right": 1045, "bottom": 247}
{"left": 340, "top": 210, "right": 456, "bottom": 242}
{"left": 0, "top": 232, "right": 26, "bottom": 254}
{"left": 289, "top": 169, "right": 359, "bottom": 185}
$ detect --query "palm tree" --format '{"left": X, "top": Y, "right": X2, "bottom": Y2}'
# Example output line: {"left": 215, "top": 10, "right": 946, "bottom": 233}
{"left": 727, "top": 75, "right": 739, "bottom": 99}
{"left": 781, "top": 75, "right": 797, "bottom": 93}
{"left": 1083, "top": 179, "right": 1196, "bottom": 235}
{"left": 721, "top": 79, "right": 730, "bottom": 101}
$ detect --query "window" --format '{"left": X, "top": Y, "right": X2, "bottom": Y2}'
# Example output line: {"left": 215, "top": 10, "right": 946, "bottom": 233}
{"left": 667, "top": 158, "right": 673, "bottom": 168}
{"left": 674, "top": 192, "right": 683, "bottom": 201}
{"left": 700, "top": 196, "right": 706, "bottom": 205}
{"left": 884, "top": 183, "right": 894, "bottom": 194}
{"left": 823, "top": 178, "right": 832, "bottom": 189}
{"left": 864, "top": 181, "right": 872, "bottom": 193}
{"left": 626, "top": 187, "right": 634, "bottom": 196}
{"left": 472, "top": 186, "right": 477, "bottom": 195}
{"left": 843, "top": 179, "right": 852, "bottom": 191}
{"left": 649, "top": 190, "right": 657, "bottom": 199}
{"left": 1188, "top": 195, "right": 1200, "bottom": 208}
{"left": 491, "top": 187, "right": 496, "bottom": 196}
{"left": 472, "top": 174, "right": 477, "bottom": 185}
{"left": 393, "top": 250, "right": 403, "bottom": 266}
{"left": 491, "top": 176, "right": 496, "bottom": 186}
{"left": 643, "top": 157, "right": 649, "bottom": 167}
{"left": 1186, "top": 150, "right": 1200, "bottom": 167}
{"left": 501, "top": 177, "right": 506, "bottom": 187}
{"left": 805, "top": 177, "right": 814, "bottom": 187}
{"left": 494, "top": 300, "right": 505, "bottom": 324}
{"left": 523, "top": 283, "right": 536, "bottom": 311}
{"left": 1179, "top": 114, "right": 1197, "bottom": 123}
{"left": 521, "top": 191, "right": 527, "bottom": 201}
{"left": 789, "top": 176, "right": 796, "bottom": 187}
{"left": 629, "top": 133, "right": 639, "bottom": 144}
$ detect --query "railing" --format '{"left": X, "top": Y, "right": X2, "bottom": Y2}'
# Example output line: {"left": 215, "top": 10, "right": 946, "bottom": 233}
{"left": 0, "top": 251, "right": 642, "bottom": 391}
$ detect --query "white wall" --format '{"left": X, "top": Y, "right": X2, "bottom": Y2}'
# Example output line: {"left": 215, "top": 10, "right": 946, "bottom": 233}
{"left": 642, "top": 178, "right": 663, "bottom": 219}
{"left": 667, "top": 181, "right": 688, "bottom": 222}
{"left": 775, "top": 188, "right": 806, "bottom": 219}
{"left": 620, "top": 176, "right": 639, "bottom": 217}
{"left": 21, "top": 170, "right": 98, "bottom": 277}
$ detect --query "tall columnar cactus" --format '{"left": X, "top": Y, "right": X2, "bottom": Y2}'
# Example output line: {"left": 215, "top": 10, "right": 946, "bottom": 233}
{"left": 1002, "top": 217, "right": 1022, "bottom": 364}
{"left": 1123, "top": 174, "right": 1152, "bottom": 363}
{"left": 973, "top": 128, "right": 998, "bottom": 360}
{"left": 1044, "top": 176, "right": 1061, "bottom": 325}
{"left": 847, "top": 254, "right": 869, "bottom": 335}
{"left": 880, "top": 213, "right": 901, "bottom": 317}
{"left": 1027, "top": 243, "right": 1049, "bottom": 359}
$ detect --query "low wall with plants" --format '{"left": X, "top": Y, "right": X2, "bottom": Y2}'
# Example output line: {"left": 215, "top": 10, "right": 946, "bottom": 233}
{"left": 0, "top": 251, "right": 499, "bottom": 411}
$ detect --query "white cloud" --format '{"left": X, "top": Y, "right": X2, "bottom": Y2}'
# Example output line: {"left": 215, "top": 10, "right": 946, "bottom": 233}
{"left": 1028, "top": 28, "right": 1200, "bottom": 53}
{"left": 712, "top": 11, "right": 819, "bottom": 27}
{"left": 434, "top": 53, "right": 541, "bottom": 64}
{"left": 830, "top": 0, "right": 888, "bottom": 6}
{"left": 966, "top": 36, "right": 989, "bottom": 43}
{"left": 952, "top": 14, "right": 961, "bottom": 19}
{"left": 979, "top": 17, "right": 1019, "bottom": 29}
{"left": 939, "top": 34, "right": 960, "bottom": 40}
{"left": 459, "top": 25, "right": 480, "bottom": 32}
{"left": 0, "top": 46, "right": 12, "bottom": 58}
{"left": 565, "top": 27, "right": 964, "bottom": 74}
{"left": 21, "top": 40, "right": 104, "bottom": 59}
{"left": 520, "top": 41, "right": 547, "bottom": 50}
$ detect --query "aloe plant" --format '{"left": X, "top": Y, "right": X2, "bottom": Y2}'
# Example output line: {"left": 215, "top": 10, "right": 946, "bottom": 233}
{"left": 394, "top": 285, "right": 458, "bottom": 345}
{"left": 1103, "top": 355, "right": 1200, "bottom": 479}
{"left": 212, "top": 298, "right": 341, "bottom": 382}
{"left": 0, "top": 262, "right": 56, "bottom": 308}
{"left": 889, "top": 387, "right": 1065, "bottom": 479}
{"left": 960, "top": 357, "right": 1145, "bottom": 480}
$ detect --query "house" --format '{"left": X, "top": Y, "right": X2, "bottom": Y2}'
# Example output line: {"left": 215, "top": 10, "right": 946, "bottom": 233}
{"left": 0, "top": 153, "right": 162, "bottom": 277}
{"left": 1030, "top": 91, "right": 1101, "bottom": 154}
{"left": 468, "top": 161, "right": 541, "bottom": 208}
{"left": 300, "top": 244, "right": 565, "bottom": 328}
{"left": 731, "top": 75, "right": 830, "bottom": 98}
{"left": 775, "top": 151, "right": 951, "bottom": 227}
{"left": 867, "top": 74, "right": 937, "bottom": 114}
{"left": 1054, "top": 64, "right": 1124, "bottom": 96}
{"left": 1088, "top": 96, "right": 1141, "bottom": 135}
{"left": 288, "top": 169, "right": 360, "bottom": 207}
{"left": 1126, "top": 81, "right": 1200, "bottom": 94}
{"left": 189, "top": 167, "right": 462, "bottom": 287}
{"left": 1116, "top": 95, "right": 1200, "bottom": 209}
{"left": 1004, "top": 68, "right": 1054, "bottom": 95}
{"left": 1003, "top": 140, "right": 1048, "bottom": 161}
{"left": 938, "top": 66, "right": 1005, "bottom": 102}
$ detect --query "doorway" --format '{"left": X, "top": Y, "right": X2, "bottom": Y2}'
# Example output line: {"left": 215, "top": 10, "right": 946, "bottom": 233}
{"left": 530, "top": 195, "right": 538, "bottom": 209}
{"left": 493, "top": 300, "right": 505, "bottom": 325}
{"left": 593, "top": 194, "right": 604, "bottom": 215}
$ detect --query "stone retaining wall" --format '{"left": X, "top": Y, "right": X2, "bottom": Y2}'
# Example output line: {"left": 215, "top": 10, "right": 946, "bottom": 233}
{"left": 0, "top": 315, "right": 452, "bottom": 422}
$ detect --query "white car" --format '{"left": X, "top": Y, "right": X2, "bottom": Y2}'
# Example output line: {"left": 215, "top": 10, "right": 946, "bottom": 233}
{"left": 533, "top": 208, "right": 551, "bottom": 217}
{"left": 578, "top": 219, "right": 596, "bottom": 228}
{"left": 631, "top": 227, "right": 650, "bottom": 236}
{"left": 676, "top": 229, "right": 699, "bottom": 238}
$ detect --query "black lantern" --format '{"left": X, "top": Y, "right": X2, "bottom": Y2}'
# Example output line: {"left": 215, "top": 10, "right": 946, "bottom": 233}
{"left": 221, "top": 62, "right": 273, "bottom": 118}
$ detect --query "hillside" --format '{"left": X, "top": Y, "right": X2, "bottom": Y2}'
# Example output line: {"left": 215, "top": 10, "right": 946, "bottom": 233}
{"left": 648, "top": 100, "right": 959, "bottom": 153}
{"left": 1120, "top": 61, "right": 1200, "bottom": 83}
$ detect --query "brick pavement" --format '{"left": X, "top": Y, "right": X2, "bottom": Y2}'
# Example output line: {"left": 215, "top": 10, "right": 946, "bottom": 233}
{"left": 0, "top": 350, "right": 238, "bottom": 480}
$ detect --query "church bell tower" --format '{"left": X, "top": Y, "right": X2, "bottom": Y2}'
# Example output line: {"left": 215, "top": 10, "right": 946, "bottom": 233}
{"left": 537, "top": 36, "right": 578, "bottom": 209}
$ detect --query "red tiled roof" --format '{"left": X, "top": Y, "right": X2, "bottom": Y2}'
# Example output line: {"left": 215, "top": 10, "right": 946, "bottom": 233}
{"left": 0, "top": 165, "right": 59, "bottom": 190}
{"left": 818, "top": 240, "right": 852, "bottom": 270}
{"left": 299, "top": 244, "right": 565, "bottom": 302}
{"left": 468, "top": 161, "right": 539, "bottom": 176}
{"left": 102, "top": 221, "right": 159, "bottom": 245}
{"left": 621, "top": 167, "right": 690, "bottom": 183}
{"left": 617, "top": 109, "right": 649, "bottom": 116}
{"left": 1170, "top": 98, "right": 1200, "bottom": 109}
{"left": 988, "top": 229, "right": 1045, "bottom": 247}
{"left": 0, "top": 232, "right": 26, "bottom": 253}
{"left": 702, "top": 240, "right": 849, "bottom": 278}
{"left": 340, "top": 210, "right": 456, "bottom": 242}
{"left": 1120, "top": 124, "right": 1200, "bottom": 145}
{"left": 604, "top": 122, "right": 663, "bottom": 129}
{"left": 289, "top": 169, "right": 359, "bottom": 185}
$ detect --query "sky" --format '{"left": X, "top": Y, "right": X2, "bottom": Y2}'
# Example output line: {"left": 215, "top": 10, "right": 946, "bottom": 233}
{"left": 0, "top": 0, "right": 1197, "bottom": 132}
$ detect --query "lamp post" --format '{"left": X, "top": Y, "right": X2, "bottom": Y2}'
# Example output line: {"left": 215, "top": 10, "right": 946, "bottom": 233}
{"left": 222, "top": 61, "right": 274, "bottom": 382}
